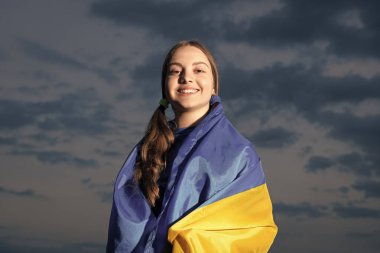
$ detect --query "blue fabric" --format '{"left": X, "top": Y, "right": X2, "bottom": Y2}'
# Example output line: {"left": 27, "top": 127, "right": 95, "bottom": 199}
{"left": 106, "top": 96, "right": 266, "bottom": 253}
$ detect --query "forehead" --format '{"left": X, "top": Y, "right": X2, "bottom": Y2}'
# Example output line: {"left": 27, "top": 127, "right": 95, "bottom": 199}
{"left": 170, "top": 46, "right": 210, "bottom": 65}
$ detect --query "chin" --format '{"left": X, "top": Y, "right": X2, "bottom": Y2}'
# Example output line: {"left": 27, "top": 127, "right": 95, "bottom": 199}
{"left": 175, "top": 102, "right": 210, "bottom": 113}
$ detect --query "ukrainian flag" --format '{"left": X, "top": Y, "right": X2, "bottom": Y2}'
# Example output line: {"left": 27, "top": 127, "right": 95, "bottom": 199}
{"left": 107, "top": 96, "right": 277, "bottom": 252}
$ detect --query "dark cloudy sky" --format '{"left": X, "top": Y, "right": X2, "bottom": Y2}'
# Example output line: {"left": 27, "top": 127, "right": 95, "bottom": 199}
{"left": 1, "top": 0, "right": 379, "bottom": 252}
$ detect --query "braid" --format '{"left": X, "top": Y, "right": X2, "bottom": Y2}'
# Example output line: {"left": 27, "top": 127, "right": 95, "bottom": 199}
{"left": 134, "top": 105, "right": 174, "bottom": 206}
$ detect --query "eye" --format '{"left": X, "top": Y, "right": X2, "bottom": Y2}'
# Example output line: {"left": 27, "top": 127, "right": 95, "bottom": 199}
{"left": 194, "top": 69, "right": 206, "bottom": 74}
{"left": 168, "top": 69, "right": 181, "bottom": 76}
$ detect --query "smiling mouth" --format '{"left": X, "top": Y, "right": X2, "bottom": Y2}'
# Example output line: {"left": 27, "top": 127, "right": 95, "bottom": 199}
{"left": 177, "top": 88, "right": 199, "bottom": 94}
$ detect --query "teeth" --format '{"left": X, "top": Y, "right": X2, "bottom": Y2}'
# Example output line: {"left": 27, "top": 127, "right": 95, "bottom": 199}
{"left": 178, "top": 89, "right": 198, "bottom": 94}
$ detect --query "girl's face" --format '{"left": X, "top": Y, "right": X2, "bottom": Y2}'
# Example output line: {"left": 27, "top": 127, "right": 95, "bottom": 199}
{"left": 165, "top": 46, "right": 215, "bottom": 116}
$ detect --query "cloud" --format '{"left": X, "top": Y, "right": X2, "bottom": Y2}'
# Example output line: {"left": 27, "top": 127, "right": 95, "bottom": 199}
{"left": 0, "top": 186, "right": 39, "bottom": 198}
{"left": 325, "top": 113, "right": 380, "bottom": 156}
{"left": 129, "top": 52, "right": 163, "bottom": 98}
{"left": 305, "top": 152, "right": 377, "bottom": 177}
{"left": 305, "top": 156, "right": 335, "bottom": 172}
{"left": 32, "top": 69, "right": 55, "bottom": 82}
{"left": 95, "top": 148, "right": 122, "bottom": 157}
{"left": 346, "top": 230, "right": 380, "bottom": 239}
{"left": 0, "top": 99, "right": 36, "bottom": 130}
{"left": 219, "top": 63, "right": 380, "bottom": 114}
{"left": 8, "top": 149, "right": 98, "bottom": 168}
{"left": 99, "top": 191, "right": 113, "bottom": 203}
{"left": 223, "top": 0, "right": 380, "bottom": 58}
{"left": 274, "top": 202, "right": 328, "bottom": 218}
{"left": 81, "top": 178, "right": 113, "bottom": 189}
{"left": 0, "top": 137, "right": 17, "bottom": 145}
{"left": 249, "top": 127, "right": 298, "bottom": 148}
{"left": 0, "top": 88, "right": 113, "bottom": 135}
{"left": 82, "top": 177, "right": 113, "bottom": 202}
{"left": 90, "top": 0, "right": 229, "bottom": 42}
{"left": 275, "top": 201, "right": 380, "bottom": 220}
{"left": 18, "top": 38, "right": 87, "bottom": 69}
{"left": 333, "top": 204, "right": 380, "bottom": 219}
{"left": 89, "top": 1, "right": 380, "bottom": 58}
{"left": 18, "top": 39, "right": 118, "bottom": 83}
{"left": 28, "top": 132, "right": 59, "bottom": 146}
{"left": 215, "top": 41, "right": 298, "bottom": 70}
{"left": 335, "top": 152, "right": 377, "bottom": 176}
{"left": 323, "top": 57, "right": 380, "bottom": 79}
{"left": 352, "top": 180, "right": 380, "bottom": 198}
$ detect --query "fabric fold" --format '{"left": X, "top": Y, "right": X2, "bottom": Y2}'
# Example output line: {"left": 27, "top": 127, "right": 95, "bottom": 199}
{"left": 168, "top": 184, "right": 277, "bottom": 253}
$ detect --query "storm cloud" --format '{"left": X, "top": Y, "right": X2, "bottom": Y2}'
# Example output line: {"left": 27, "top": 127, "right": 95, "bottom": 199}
{"left": 1, "top": 1, "right": 379, "bottom": 253}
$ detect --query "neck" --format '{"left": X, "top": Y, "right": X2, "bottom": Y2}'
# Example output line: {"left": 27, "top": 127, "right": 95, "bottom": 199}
{"left": 174, "top": 106, "right": 210, "bottom": 128}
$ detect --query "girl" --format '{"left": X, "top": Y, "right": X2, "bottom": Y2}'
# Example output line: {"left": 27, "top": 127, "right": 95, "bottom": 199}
{"left": 107, "top": 41, "right": 277, "bottom": 253}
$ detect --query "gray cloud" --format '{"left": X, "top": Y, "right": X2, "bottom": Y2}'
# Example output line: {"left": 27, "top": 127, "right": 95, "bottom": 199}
{"left": 305, "top": 152, "right": 378, "bottom": 177}
{"left": 0, "top": 137, "right": 17, "bottom": 145}
{"left": 90, "top": 0, "right": 380, "bottom": 58}
{"left": 18, "top": 39, "right": 119, "bottom": 83}
{"left": 0, "top": 186, "right": 38, "bottom": 198}
{"left": 305, "top": 156, "right": 335, "bottom": 172}
{"left": 339, "top": 186, "right": 350, "bottom": 194}
{"left": 114, "top": 91, "right": 133, "bottom": 101}
{"left": 0, "top": 88, "right": 112, "bottom": 136}
{"left": 224, "top": 0, "right": 380, "bottom": 58}
{"left": 130, "top": 53, "right": 164, "bottom": 97}
{"left": 28, "top": 132, "right": 60, "bottom": 146}
{"left": 99, "top": 191, "right": 113, "bottom": 203}
{"left": 275, "top": 201, "right": 380, "bottom": 220}
{"left": 346, "top": 230, "right": 380, "bottom": 239}
{"left": 336, "top": 152, "right": 377, "bottom": 176}
{"left": 249, "top": 127, "right": 298, "bottom": 148}
{"left": 8, "top": 149, "right": 98, "bottom": 168}
{"left": 82, "top": 177, "right": 113, "bottom": 202}
{"left": 333, "top": 204, "right": 380, "bottom": 219}
{"left": 18, "top": 38, "right": 87, "bottom": 69}
{"left": 352, "top": 180, "right": 380, "bottom": 198}
{"left": 81, "top": 178, "right": 113, "bottom": 189}
{"left": 32, "top": 69, "right": 55, "bottom": 82}
{"left": 90, "top": 0, "right": 230, "bottom": 44}
{"left": 298, "top": 145, "right": 312, "bottom": 157}
{"left": 219, "top": 63, "right": 380, "bottom": 114}
{"left": 274, "top": 202, "right": 328, "bottom": 218}
{"left": 0, "top": 99, "right": 36, "bottom": 130}
{"left": 325, "top": 113, "right": 380, "bottom": 158}
{"left": 95, "top": 148, "right": 122, "bottom": 157}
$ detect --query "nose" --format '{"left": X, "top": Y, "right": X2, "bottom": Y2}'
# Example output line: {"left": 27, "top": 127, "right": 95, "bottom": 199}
{"left": 178, "top": 70, "right": 192, "bottom": 84}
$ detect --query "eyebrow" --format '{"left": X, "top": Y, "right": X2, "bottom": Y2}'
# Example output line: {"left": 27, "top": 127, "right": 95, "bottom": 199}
{"left": 169, "top": 61, "right": 210, "bottom": 68}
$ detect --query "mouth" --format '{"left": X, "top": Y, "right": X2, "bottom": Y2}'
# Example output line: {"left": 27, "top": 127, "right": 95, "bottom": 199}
{"left": 177, "top": 88, "right": 200, "bottom": 94}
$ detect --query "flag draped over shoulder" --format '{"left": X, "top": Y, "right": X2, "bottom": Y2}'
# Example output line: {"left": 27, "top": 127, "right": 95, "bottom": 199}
{"left": 107, "top": 96, "right": 277, "bottom": 253}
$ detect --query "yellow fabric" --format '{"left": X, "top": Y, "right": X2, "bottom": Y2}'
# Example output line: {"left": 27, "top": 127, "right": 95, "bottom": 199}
{"left": 168, "top": 184, "right": 277, "bottom": 253}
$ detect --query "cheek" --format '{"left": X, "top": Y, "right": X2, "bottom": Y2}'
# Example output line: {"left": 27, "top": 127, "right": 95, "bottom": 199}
{"left": 199, "top": 76, "right": 214, "bottom": 91}
{"left": 165, "top": 79, "right": 176, "bottom": 97}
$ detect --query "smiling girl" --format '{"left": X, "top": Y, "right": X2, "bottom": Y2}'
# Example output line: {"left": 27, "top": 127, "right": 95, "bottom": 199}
{"left": 107, "top": 41, "right": 277, "bottom": 253}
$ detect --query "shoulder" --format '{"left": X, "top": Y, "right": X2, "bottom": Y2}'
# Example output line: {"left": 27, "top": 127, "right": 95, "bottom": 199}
{"left": 208, "top": 114, "right": 257, "bottom": 153}
{"left": 113, "top": 142, "right": 141, "bottom": 189}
